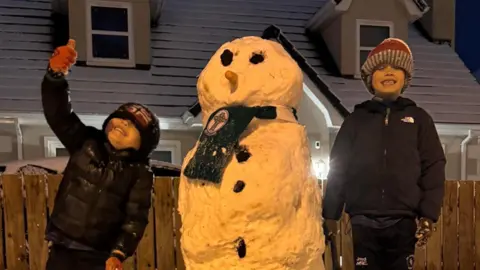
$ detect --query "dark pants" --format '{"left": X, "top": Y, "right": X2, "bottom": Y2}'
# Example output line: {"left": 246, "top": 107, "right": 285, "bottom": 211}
{"left": 46, "top": 244, "right": 109, "bottom": 270}
{"left": 352, "top": 218, "right": 417, "bottom": 270}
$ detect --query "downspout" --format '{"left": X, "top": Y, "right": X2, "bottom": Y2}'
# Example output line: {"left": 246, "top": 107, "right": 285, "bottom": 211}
{"left": 460, "top": 130, "right": 477, "bottom": 180}
{"left": 14, "top": 119, "right": 23, "bottom": 160}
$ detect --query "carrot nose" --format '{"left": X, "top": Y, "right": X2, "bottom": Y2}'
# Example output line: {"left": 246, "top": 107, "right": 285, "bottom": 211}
{"left": 225, "top": 70, "right": 238, "bottom": 93}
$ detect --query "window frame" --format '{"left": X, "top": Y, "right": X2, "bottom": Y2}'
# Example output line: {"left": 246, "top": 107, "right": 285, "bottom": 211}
{"left": 44, "top": 136, "right": 182, "bottom": 165}
{"left": 152, "top": 140, "right": 182, "bottom": 165}
{"left": 44, "top": 136, "right": 65, "bottom": 157}
{"left": 355, "top": 19, "right": 394, "bottom": 77}
{"left": 86, "top": 0, "right": 135, "bottom": 68}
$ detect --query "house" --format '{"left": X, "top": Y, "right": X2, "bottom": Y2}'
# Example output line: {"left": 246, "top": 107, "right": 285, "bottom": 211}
{"left": 0, "top": 0, "right": 479, "bottom": 179}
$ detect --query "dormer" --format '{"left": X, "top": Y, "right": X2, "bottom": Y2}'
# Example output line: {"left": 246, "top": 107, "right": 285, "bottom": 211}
{"left": 417, "top": 0, "right": 455, "bottom": 43}
{"left": 52, "top": 0, "right": 165, "bottom": 69}
{"left": 306, "top": 0, "right": 429, "bottom": 77}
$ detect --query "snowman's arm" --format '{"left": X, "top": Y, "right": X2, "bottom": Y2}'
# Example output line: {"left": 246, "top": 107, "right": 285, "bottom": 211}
{"left": 323, "top": 116, "right": 355, "bottom": 220}
{"left": 111, "top": 165, "right": 154, "bottom": 260}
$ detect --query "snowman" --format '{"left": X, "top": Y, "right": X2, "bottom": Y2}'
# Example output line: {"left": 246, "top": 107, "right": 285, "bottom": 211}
{"left": 178, "top": 36, "right": 325, "bottom": 270}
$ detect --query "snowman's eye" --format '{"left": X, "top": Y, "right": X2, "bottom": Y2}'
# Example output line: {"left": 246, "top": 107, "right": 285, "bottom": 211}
{"left": 220, "top": 49, "right": 234, "bottom": 66}
{"left": 250, "top": 52, "right": 264, "bottom": 64}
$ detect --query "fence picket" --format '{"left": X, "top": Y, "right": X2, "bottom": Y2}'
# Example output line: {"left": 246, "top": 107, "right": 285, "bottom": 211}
{"left": 173, "top": 178, "right": 186, "bottom": 270}
{"left": 474, "top": 182, "right": 480, "bottom": 270}
{"left": 136, "top": 207, "right": 155, "bottom": 270}
{"left": 24, "top": 175, "right": 48, "bottom": 270}
{"left": 154, "top": 177, "right": 176, "bottom": 270}
{"left": 443, "top": 181, "right": 459, "bottom": 270}
{"left": 459, "top": 181, "right": 475, "bottom": 270}
{"left": 415, "top": 245, "right": 427, "bottom": 269}
{"left": 0, "top": 176, "right": 4, "bottom": 270}
{"left": 426, "top": 208, "right": 442, "bottom": 270}
{"left": 2, "top": 175, "right": 28, "bottom": 270}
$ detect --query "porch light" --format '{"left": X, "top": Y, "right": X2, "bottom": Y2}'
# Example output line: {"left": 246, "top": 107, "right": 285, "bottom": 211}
{"left": 312, "top": 158, "right": 329, "bottom": 180}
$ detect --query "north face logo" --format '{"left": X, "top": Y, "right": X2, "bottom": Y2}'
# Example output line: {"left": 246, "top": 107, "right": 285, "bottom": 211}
{"left": 401, "top": 116, "right": 415, "bottom": 123}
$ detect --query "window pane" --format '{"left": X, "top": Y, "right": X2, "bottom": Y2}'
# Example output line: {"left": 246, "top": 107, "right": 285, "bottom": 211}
{"left": 151, "top": 151, "right": 172, "bottom": 163}
{"left": 359, "top": 49, "right": 371, "bottom": 68}
{"left": 92, "top": 34, "right": 129, "bottom": 59}
{"left": 359, "top": 25, "right": 390, "bottom": 47}
{"left": 91, "top": 6, "right": 128, "bottom": 32}
{"left": 55, "top": 148, "right": 69, "bottom": 157}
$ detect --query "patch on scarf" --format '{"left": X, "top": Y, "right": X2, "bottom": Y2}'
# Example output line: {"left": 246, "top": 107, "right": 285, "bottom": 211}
{"left": 204, "top": 109, "right": 229, "bottom": 136}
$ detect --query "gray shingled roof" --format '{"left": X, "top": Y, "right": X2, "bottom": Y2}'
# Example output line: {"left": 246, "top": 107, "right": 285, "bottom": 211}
{"left": 1, "top": 0, "right": 479, "bottom": 123}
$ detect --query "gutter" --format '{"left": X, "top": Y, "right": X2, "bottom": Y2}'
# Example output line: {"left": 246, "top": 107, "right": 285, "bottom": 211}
{"left": 184, "top": 25, "right": 350, "bottom": 118}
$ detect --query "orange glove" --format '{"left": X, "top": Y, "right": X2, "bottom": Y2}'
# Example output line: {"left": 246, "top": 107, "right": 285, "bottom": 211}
{"left": 49, "top": 39, "right": 77, "bottom": 75}
{"left": 105, "top": 256, "right": 123, "bottom": 270}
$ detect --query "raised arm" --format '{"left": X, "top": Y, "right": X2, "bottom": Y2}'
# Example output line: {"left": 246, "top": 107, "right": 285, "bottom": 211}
{"left": 323, "top": 116, "right": 355, "bottom": 221}
{"left": 42, "top": 39, "right": 89, "bottom": 154}
{"left": 417, "top": 110, "right": 446, "bottom": 222}
{"left": 110, "top": 165, "right": 154, "bottom": 261}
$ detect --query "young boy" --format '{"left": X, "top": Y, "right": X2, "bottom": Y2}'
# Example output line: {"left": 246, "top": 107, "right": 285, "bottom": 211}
{"left": 323, "top": 38, "right": 446, "bottom": 270}
{"left": 42, "top": 40, "right": 160, "bottom": 270}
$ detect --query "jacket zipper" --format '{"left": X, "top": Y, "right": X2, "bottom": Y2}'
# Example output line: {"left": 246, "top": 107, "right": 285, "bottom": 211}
{"left": 382, "top": 108, "right": 390, "bottom": 201}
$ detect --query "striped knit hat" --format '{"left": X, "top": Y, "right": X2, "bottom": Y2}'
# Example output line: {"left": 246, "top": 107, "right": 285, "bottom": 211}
{"left": 361, "top": 38, "right": 413, "bottom": 95}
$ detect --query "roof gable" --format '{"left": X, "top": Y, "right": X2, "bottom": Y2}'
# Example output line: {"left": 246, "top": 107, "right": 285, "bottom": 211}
{"left": 307, "top": 0, "right": 430, "bottom": 32}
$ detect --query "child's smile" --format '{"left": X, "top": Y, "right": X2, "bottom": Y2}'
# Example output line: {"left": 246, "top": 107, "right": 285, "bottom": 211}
{"left": 105, "top": 118, "right": 141, "bottom": 151}
{"left": 372, "top": 64, "right": 405, "bottom": 97}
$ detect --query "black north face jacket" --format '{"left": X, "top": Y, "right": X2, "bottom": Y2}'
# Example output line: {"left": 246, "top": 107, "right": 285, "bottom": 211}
{"left": 41, "top": 73, "right": 154, "bottom": 258}
{"left": 323, "top": 97, "right": 446, "bottom": 222}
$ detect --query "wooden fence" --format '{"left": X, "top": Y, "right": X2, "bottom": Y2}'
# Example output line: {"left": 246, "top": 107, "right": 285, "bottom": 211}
{"left": 320, "top": 180, "right": 480, "bottom": 270}
{"left": 0, "top": 175, "right": 477, "bottom": 269}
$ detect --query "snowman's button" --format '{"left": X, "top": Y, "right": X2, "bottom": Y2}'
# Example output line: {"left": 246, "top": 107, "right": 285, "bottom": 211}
{"left": 235, "top": 145, "right": 251, "bottom": 162}
{"left": 233, "top": 181, "right": 245, "bottom": 193}
{"left": 235, "top": 237, "right": 246, "bottom": 258}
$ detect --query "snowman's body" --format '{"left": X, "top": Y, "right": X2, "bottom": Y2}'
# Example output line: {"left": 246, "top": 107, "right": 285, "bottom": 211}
{"left": 178, "top": 36, "right": 325, "bottom": 270}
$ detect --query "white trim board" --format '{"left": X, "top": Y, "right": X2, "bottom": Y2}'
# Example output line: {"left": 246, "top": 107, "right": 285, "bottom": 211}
{"left": 85, "top": 0, "right": 135, "bottom": 67}
{"left": 44, "top": 136, "right": 182, "bottom": 165}
{"left": 0, "top": 113, "right": 191, "bottom": 130}
{"left": 355, "top": 19, "right": 395, "bottom": 77}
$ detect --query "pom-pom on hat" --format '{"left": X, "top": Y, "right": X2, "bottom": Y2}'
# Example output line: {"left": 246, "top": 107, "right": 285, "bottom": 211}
{"left": 361, "top": 38, "right": 413, "bottom": 95}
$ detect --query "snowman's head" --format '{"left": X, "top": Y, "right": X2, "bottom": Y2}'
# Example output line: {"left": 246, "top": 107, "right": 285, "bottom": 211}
{"left": 197, "top": 36, "right": 303, "bottom": 124}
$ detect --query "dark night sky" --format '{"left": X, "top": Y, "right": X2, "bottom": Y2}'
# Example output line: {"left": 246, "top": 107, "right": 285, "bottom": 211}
{"left": 455, "top": 0, "right": 480, "bottom": 75}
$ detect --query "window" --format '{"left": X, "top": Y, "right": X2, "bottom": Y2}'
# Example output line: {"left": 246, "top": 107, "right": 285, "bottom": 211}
{"left": 44, "top": 136, "right": 66, "bottom": 157}
{"left": 152, "top": 140, "right": 182, "bottom": 165}
{"left": 356, "top": 20, "right": 394, "bottom": 75}
{"left": 86, "top": 0, "right": 135, "bottom": 67}
{"left": 44, "top": 136, "right": 182, "bottom": 165}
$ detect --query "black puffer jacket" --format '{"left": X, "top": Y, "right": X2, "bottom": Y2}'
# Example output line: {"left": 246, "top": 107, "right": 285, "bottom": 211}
{"left": 41, "top": 72, "right": 155, "bottom": 258}
{"left": 323, "top": 97, "right": 446, "bottom": 222}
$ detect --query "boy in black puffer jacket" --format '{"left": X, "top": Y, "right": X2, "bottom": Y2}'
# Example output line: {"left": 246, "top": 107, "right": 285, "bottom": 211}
{"left": 42, "top": 39, "right": 160, "bottom": 270}
{"left": 323, "top": 38, "right": 446, "bottom": 270}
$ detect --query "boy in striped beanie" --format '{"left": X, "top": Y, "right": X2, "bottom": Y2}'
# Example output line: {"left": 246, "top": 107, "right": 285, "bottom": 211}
{"left": 361, "top": 38, "right": 413, "bottom": 100}
{"left": 323, "top": 38, "right": 446, "bottom": 270}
